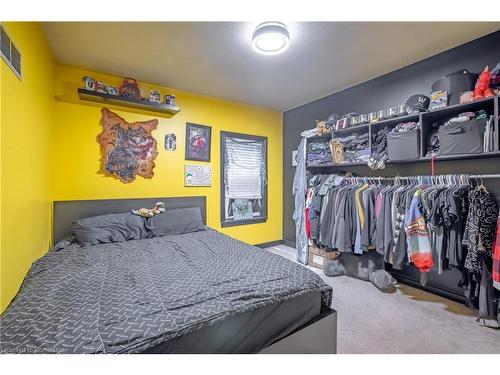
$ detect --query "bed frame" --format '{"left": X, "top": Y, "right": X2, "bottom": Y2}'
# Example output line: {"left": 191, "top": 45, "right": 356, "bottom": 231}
{"left": 53, "top": 196, "right": 337, "bottom": 354}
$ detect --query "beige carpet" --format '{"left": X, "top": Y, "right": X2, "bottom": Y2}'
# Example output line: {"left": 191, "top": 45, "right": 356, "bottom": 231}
{"left": 265, "top": 244, "right": 500, "bottom": 354}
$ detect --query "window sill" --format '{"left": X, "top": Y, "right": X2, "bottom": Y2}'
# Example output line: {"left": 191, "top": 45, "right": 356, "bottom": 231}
{"left": 221, "top": 217, "right": 267, "bottom": 228}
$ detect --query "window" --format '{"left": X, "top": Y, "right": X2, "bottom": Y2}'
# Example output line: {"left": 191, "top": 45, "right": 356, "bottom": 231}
{"left": 221, "top": 131, "right": 267, "bottom": 227}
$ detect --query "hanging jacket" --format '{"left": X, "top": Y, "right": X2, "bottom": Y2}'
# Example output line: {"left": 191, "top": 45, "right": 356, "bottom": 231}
{"left": 405, "top": 189, "right": 434, "bottom": 272}
{"left": 293, "top": 138, "right": 309, "bottom": 264}
{"left": 493, "top": 216, "right": 500, "bottom": 291}
{"left": 463, "top": 187, "right": 498, "bottom": 273}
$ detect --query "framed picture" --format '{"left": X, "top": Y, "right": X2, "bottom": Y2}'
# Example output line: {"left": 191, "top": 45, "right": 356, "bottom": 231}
{"left": 185, "top": 164, "right": 212, "bottom": 187}
{"left": 185, "top": 123, "right": 211, "bottom": 162}
{"left": 165, "top": 133, "right": 176, "bottom": 151}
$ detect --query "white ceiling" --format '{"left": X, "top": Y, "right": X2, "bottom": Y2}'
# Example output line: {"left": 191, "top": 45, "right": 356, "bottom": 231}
{"left": 44, "top": 22, "right": 500, "bottom": 111}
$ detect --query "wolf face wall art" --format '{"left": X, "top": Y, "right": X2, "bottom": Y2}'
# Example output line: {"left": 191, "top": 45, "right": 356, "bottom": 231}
{"left": 98, "top": 108, "right": 159, "bottom": 183}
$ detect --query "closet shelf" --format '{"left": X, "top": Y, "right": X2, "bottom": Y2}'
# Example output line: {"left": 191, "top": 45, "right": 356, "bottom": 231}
{"left": 421, "top": 95, "right": 495, "bottom": 119}
{"left": 307, "top": 134, "right": 333, "bottom": 141}
{"left": 419, "top": 151, "right": 500, "bottom": 162}
{"left": 370, "top": 113, "right": 420, "bottom": 129}
{"left": 77, "top": 89, "right": 181, "bottom": 116}
{"left": 332, "top": 123, "right": 369, "bottom": 134}
{"left": 306, "top": 95, "right": 500, "bottom": 170}
{"left": 307, "top": 151, "right": 500, "bottom": 169}
{"left": 307, "top": 161, "right": 368, "bottom": 168}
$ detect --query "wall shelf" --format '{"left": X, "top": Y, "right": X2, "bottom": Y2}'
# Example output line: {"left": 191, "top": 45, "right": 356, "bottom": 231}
{"left": 77, "top": 89, "right": 181, "bottom": 116}
{"left": 331, "top": 123, "right": 369, "bottom": 134}
{"left": 306, "top": 96, "right": 500, "bottom": 169}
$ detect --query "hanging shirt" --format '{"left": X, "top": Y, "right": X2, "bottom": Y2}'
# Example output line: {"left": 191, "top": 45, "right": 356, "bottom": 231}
{"left": 292, "top": 138, "right": 308, "bottom": 264}
{"left": 492, "top": 216, "right": 500, "bottom": 291}
{"left": 463, "top": 187, "right": 498, "bottom": 273}
{"left": 405, "top": 188, "right": 434, "bottom": 272}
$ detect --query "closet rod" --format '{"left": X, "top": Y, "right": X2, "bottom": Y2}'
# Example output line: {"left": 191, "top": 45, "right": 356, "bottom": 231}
{"left": 343, "top": 174, "right": 500, "bottom": 180}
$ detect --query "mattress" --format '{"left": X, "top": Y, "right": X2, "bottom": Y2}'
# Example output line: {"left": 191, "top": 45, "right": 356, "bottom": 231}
{"left": 0, "top": 229, "right": 332, "bottom": 354}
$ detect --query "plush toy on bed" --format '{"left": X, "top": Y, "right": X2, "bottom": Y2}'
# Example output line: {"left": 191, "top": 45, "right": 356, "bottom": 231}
{"left": 323, "top": 250, "right": 397, "bottom": 293}
{"left": 131, "top": 202, "right": 165, "bottom": 218}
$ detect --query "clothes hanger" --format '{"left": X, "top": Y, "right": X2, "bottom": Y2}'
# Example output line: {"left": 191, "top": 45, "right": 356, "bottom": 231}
{"left": 477, "top": 175, "right": 488, "bottom": 192}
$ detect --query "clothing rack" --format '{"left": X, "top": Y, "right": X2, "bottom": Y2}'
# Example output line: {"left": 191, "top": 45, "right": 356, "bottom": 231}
{"left": 311, "top": 171, "right": 500, "bottom": 305}
{"left": 342, "top": 173, "right": 500, "bottom": 184}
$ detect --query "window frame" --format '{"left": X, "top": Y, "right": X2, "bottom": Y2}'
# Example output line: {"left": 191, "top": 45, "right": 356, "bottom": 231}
{"left": 220, "top": 131, "right": 268, "bottom": 228}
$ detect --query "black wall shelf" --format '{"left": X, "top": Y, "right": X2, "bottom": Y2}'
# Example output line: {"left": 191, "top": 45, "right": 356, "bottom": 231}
{"left": 306, "top": 95, "right": 499, "bottom": 168}
{"left": 77, "top": 89, "right": 181, "bottom": 116}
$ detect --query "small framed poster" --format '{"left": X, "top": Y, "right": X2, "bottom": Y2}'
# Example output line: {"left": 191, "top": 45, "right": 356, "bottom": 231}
{"left": 165, "top": 133, "right": 176, "bottom": 151}
{"left": 185, "top": 164, "right": 212, "bottom": 186}
{"left": 185, "top": 123, "right": 211, "bottom": 162}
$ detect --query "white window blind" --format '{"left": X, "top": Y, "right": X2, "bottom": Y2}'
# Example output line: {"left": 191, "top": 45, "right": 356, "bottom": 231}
{"left": 225, "top": 137, "right": 265, "bottom": 199}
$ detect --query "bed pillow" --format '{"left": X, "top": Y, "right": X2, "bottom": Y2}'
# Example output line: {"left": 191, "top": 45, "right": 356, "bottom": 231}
{"left": 73, "top": 213, "right": 150, "bottom": 246}
{"left": 150, "top": 207, "right": 205, "bottom": 237}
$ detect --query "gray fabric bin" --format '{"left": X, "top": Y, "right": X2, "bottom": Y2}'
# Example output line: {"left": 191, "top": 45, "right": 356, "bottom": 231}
{"left": 439, "top": 119, "right": 485, "bottom": 155}
{"left": 387, "top": 129, "right": 420, "bottom": 161}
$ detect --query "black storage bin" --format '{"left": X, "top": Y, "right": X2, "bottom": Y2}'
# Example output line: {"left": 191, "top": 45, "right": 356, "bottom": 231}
{"left": 439, "top": 119, "right": 485, "bottom": 155}
{"left": 387, "top": 129, "right": 420, "bottom": 161}
{"left": 431, "top": 69, "right": 478, "bottom": 106}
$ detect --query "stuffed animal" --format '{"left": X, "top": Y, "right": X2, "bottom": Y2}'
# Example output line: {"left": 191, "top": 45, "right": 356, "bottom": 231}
{"left": 490, "top": 62, "right": 500, "bottom": 89}
{"left": 473, "top": 66, "right": 494, "bottom": 100}
{"left": 131, "top": 202, "right": 165, "bottom": 218}
{"left": 323, "top": 250, "right": 397, "bottom": 293}
{"left": 315, "top": 119, "right": 329, "bottom": 134}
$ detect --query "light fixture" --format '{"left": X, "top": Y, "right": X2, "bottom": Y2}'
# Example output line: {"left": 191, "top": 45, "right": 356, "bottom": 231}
{"left": 252, "top": 22, "right": 290, "bottom": 55}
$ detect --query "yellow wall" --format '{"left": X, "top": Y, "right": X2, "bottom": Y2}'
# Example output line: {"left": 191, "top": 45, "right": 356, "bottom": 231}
{"left": 0, "top": 25, "right": 283, "bottom": 314}
{"left": 52, "top": 65, "right": 282, "bottom": 245}
{"left": 1, "top": 22, "right": 55, "bottom": 312}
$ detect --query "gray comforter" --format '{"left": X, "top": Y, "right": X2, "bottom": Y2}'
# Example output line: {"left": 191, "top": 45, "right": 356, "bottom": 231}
{"left": 0, "top": 229, "right": 332, "bottom": 353}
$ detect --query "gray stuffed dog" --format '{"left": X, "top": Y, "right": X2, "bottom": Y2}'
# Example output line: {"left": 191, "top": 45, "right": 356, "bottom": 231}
{"left": 323, "top": 250, "right": 397, "bottom": 293}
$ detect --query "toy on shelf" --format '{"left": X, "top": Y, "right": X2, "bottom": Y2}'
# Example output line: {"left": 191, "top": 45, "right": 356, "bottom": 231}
{"left": 107, "top": 86, "right": 118, "bottom": 96}
{"left": 150, "top": 90, "right": 161, "bottom": 103}
{"left": 473, "top": 66, "right": 494, "bottom": 100}
{"left": 82, "top": 76, "right": 95, "bottom": 91}
{"left": 95, "top": 81, "right": 107, "bottom": 93}
{"left": 119, "top": 77, "right": 141, "bottom": 100}
{"left": 489, "top": 62, "right": 500, "bottom": 95}
{"left": 315, "top": 119, "right": 329, "bottom": 134}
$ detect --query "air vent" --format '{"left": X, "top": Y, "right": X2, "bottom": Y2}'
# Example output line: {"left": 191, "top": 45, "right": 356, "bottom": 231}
{"left": 0, "top": 25, "right": 10, "bottom": 61}
{"left": 10, "top": 42, "right": 21, "bottom": 76}
{"left": 0, "top": 24, "right": 22, "bottom": 80}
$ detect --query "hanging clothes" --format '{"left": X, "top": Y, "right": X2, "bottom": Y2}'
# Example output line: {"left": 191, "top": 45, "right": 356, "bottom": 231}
{"left": 493, "top": 216, "right": 500, "bottom": 291}
{"left": 405, "top": 188, "right": 434, "bottom": 272}
{"left": 292, "top": 137, "right": 308, "bottom": 264}
{"left": 462, "top": 186, "right": 498, "bottom": 273}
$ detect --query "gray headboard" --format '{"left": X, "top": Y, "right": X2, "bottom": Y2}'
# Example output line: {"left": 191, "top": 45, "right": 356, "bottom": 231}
{"left": 53, "top": 196, "right": 207, "bottom": 244}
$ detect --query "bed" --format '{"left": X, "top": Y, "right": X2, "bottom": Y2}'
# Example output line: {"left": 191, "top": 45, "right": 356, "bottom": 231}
{"left": 0, "top": 197, "right": 336, "bottom": 354}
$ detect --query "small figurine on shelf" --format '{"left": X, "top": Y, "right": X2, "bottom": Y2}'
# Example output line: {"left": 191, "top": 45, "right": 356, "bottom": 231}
{"left": 473, "top": 66, "right": 494, "bottom": 100}
{"left": 164, "top": 94, "right": 176, "bottom": 106}
{"left": 150, "top": 90, "right": 161, "bottom": 103}
{"left": 119, "top": 78, "right": 141, "bottom": 100}
{"left": 315, "top": 119, "right": 329, "bottom": 134}
{"left": 95, "top": 81, "right": 107, "bottom": 93}
{"left": 107, "top": 86, "right": 118, "bottom": 96}
{"left": 82, "top": 76, "right": 95, "bottom": 91}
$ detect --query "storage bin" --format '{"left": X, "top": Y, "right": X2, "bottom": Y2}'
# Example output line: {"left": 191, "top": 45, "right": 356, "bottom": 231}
{"left": 308, "top": 246, "right": 338, "bottom": 269}
{"left": 387, "top": 129, "right": 420, "bottom": 161}
{"left": 439, "top": 119, "right": 486, "bottom": 155}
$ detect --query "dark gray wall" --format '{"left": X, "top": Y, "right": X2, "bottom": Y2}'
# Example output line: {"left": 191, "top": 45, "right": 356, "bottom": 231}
{"left": 283, "top": 30, "right": 500, "bottom": 245}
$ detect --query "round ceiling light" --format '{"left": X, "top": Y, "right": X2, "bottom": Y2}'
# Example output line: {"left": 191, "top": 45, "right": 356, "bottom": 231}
{"left": 252, "top": 22, "right": 290, "bottom": 55}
